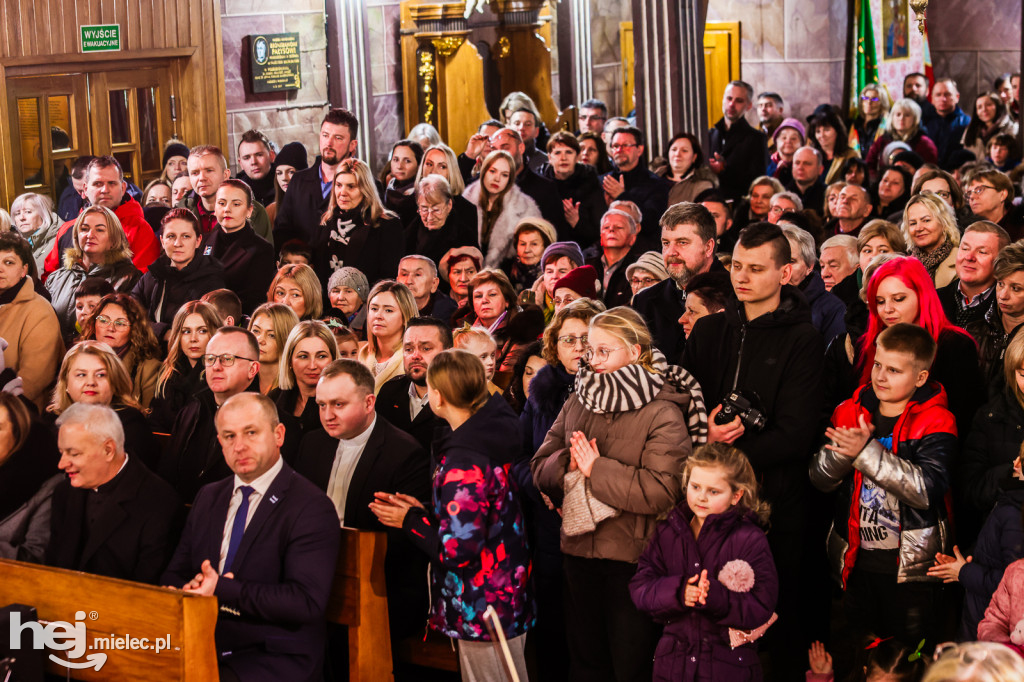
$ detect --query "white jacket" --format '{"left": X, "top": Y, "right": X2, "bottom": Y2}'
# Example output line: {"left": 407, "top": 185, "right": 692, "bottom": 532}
{"left": 463, "top": 181, "right": 541, "bottom": 268}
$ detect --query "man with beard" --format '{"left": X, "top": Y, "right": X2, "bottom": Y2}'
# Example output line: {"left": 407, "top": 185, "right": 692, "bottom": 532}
{"left": 374, "top": 317, "right": 453, "bottom": 452}
{"left": 274, "top": 108, "right": 360, "bottom": 245}
{"left": 632, "top": 202, "right": 724, "bottom": 361}
{"left": 757, "top": 92, "right": 785, "bottom": 149}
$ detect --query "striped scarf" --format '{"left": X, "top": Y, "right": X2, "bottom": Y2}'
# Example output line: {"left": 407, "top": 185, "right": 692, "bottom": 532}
{"left": 574, "top": 351, "right": 708, "bottom": 446}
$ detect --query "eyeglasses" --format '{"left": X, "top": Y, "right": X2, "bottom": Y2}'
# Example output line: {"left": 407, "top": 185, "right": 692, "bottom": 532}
{"left": 609, "top": 143, "right": 637, "bottom": 151}
{"left": 927, "top": 189, "right": 952, "bottom": 199}
{"left": 860, "top": 95, "right": 880, "bottom": 102}
{"left": 203, "top": 353, "right": 255, "bottom": 367}
{"left": 416, "top": 204, "right": 447, "bottom": 217}
{"left": 583, "top": 346, "right": 624, "bottom": 362}
{"left": 95, "top": 315, "right": 130, "bottom": 329}
{"left": 768, "top": 205, "right": 786, "bottom": 215}
{"left": 557, "top": 334, "right": 588, "bottom": 348}
{"left": 966, "top": 185, "right": 997, "bottom": 197}
{"left": 631, "top": 276, "right": 658, "bottom": 288}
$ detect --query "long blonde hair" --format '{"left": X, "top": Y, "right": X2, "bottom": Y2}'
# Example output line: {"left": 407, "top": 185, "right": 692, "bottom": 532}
{"left": 320, "top": 158, "right": 397, "bottom": 226}
{"left": 267, "top": 263, "right": 324, "bottom": 319}
{"left": 683, "top": 443, "right": 770, "bottom": 525}
{"left": 277, "top": 320, "right": 339, "bottom": 390}
{"left": 50, "top": 341, "right": 142, "bottom": 415}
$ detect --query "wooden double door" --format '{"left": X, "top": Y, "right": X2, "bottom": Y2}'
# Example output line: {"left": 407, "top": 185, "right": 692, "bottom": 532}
{"left": 6, "top": 66, "right": 175, "bottom": 202}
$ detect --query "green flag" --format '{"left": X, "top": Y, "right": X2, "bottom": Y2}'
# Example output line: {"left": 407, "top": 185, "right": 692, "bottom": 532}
{"left": 857, "top": 0, "right": 879, "bottom": 91}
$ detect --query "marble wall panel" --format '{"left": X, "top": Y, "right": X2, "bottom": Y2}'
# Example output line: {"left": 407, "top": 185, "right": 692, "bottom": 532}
{"left": 592, "top": 64, "right": 621, "bottom": 117}
{"left": 371, "top": 94, "right": 403, "bottom": 170}
{"left": 706, "top": 0, "right": 786, "bottom": 62}
{"left": 224, "top": 0, "right": 323, "bottom": 14}
{"left": 928, "top": 0, "right": 1020, "bottom": 51}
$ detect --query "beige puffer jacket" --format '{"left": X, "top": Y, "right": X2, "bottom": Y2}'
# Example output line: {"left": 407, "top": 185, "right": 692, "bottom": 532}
{"left": 531, "top": 383, "right": 691, "bottom": 563}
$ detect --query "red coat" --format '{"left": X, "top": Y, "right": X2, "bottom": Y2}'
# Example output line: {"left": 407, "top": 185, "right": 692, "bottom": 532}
{"left": 42, "top": 198, "right": 159, "bottom": 276}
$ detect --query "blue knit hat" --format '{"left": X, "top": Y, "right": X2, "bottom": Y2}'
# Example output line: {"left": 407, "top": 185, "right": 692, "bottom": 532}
{"left": 541, "top": 241, "right": 584, "bottom": 268}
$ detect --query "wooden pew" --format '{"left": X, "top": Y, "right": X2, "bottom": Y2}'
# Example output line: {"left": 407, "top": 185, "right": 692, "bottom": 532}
{"left": 0, "top": 559, "right": 218, "bottom": 681}
{"left": 327, "top": 528, "right": 460, "bottom": 680}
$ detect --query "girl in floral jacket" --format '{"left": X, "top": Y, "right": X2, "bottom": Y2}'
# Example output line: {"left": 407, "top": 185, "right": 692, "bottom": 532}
{"left": 371, "top": 349, "right": 533, "bottom": 681}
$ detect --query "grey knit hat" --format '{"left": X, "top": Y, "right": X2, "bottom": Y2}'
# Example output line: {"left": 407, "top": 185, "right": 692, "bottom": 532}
{"left": 541, "top": 241, "right": 585, "bottom": 268}
{"left": 327, "top": 267, "right": 369, "bottom": 302}
{"left": 625, "top": 251, "right": 670, "bottom": 283}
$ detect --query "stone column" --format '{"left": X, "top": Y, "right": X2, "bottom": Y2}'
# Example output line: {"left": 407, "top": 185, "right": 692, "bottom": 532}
{"left": 555, "top": 0, "right": 594, "bottom": 110}
{"left": 325, "top": 0, "right": 375, "bottom": 160}
{"left": 629, "top": 0, "right": 709, "bottom": 155}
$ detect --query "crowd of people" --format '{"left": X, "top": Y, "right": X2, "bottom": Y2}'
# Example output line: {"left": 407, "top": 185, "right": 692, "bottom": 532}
{"left": 1, "top": 73, "right": 1024, "bottom": 682}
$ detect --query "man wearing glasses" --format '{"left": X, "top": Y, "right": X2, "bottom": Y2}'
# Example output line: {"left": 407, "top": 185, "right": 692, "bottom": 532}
{"left": 159, "top": 327, "right": 261, "bottom": 502}
{"left": 577, "top": 99, "right": 608, "bottom": 135}
{"left": 600, "top": 126, "right": 669, "bottom": 249}
{"left": 966, "top": 170, "right": 1024, "bottom": 240}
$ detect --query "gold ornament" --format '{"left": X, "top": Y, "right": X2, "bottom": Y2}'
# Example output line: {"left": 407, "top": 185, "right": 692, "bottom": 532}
{"left": 418, "top": 51, "right": 436, "bottom": 124}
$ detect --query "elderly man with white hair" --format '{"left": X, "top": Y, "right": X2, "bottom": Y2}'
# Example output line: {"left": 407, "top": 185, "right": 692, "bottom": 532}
{"left": 767, "top": 191, "right": 803, "bottom": 224}
{"left": 45, "top": 402, "right": 181, "bottom": 583}
{"left": 781, "top": 224, "right": 845, "bottom": 341}
{"left": 820, "top": 234, "right": 861, "bottom": 308}
{"left": 586, "top": 208, "right": 644, "bottom": 307}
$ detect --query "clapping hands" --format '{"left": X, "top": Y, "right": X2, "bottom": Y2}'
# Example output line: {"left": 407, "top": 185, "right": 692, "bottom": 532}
{"left": 683, "top": 569, "right": 710, "bottom": 607}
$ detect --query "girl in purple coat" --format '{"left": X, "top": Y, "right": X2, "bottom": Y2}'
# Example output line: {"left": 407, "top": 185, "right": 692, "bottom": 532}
{"left": 630, "top": 443, "right": 778, "bottom": 682}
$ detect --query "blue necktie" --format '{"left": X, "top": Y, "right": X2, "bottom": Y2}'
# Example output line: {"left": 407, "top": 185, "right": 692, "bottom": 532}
{"left": 223, "top": 485, "right": 254, "bottom": 574}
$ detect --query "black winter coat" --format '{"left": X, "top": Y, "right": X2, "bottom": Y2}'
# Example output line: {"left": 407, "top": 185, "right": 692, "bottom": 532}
{"left": 586, "top": 244, "right": 642, "bottom": 309}
{"left": 311, "top": 208, "right": 404, "bottom": 290}
{"left": 708, "top": 116, "right": 768, "bottom": 201}
{"left": 682, "top": 286, "right": 824, "bottom": 522}
{"left": 131, "top": 253, "right": 226, "bottom": 336}
{"left": 962, "top": 388, "right": 1024, "bottom": 516}
{"left": 599, "top": 163, "right": 670, "bottom": 251}
{"left": 540, "top": 162, "right": 605, "bottom": 248}
{"left": 272, "top": 386, "right": 322, "bottom": 464}
{"left": 404, "top": 197, "right": 479, "bottom": 269}
{"left": 202, "top": 226, "right": 276, "bottom": 315}
{"left": 516, "top": 166, "right": 569, "bottom": 240}
{"left": 147, "top": 356, "right": 205, "bottom": 433}
{"left": 273, "top": 160, "right": 330, "bottom": 245}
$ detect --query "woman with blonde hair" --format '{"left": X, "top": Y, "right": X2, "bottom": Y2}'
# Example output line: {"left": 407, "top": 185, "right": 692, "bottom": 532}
{"left": 10, "top": 192, "right": 61, "bottom": 271}
{"left": 248, "top": 302, "right": 300, "bottom": 395}
{"left": 268, "top": 262, "right": 323, "bottom": 320}
{"left": 358, "top": 280, "right": 417, "bottom": 392}
{"left": 865, "top": 97, "right": 939, "bottom": 177}
{"left": 849, "top": 83, "right": 890, "bottom": 155}
{"left": 149, "top": 300, "right": 222, "bottom": 430}
{"left": 46, "top": 205, "right": 140, "bottom": 338}
{"left": 47, "top": 341, "right": 158, "bottom": 469}
{"left": 923, "top": 641, "right": 1024, "bottom": 682}
{"left": 312, "top": 157, "right": 403, "bottom": 288}
{"left": 463, "top": 149, "right": 541, "bottom": 267}
{"left": 532, "top": 306, "right": 707, "bottom": 680}
{"left": 370, "top": 348, "right": 534, "bottom": 681}
{"left": 274, "top": 320, "right": 339, "bottom": 460}
{"left": 902, "top": 192, "right": 961, "bottom": 287}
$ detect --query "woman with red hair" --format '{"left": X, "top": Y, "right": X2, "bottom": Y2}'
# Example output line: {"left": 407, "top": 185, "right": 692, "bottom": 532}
{"left": 828, "top": 256, "right": 986, "bottom": 437}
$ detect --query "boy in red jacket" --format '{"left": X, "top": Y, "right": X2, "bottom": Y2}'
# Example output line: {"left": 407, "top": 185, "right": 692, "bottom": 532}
{"left": 811, "top": 323, "right": 957, "bottom": 668}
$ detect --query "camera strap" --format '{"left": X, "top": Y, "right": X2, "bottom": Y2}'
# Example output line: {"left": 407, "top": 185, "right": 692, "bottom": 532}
{"left": 730, "top": 323, "right": 747, "bottom": 392}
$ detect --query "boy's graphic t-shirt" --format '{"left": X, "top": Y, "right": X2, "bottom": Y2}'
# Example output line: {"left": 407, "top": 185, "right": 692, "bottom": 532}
{"left": 857, "top": 411, "right": 900, "bottom": 574}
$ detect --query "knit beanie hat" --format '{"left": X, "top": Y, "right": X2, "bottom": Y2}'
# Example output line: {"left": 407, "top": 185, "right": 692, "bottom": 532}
{"left": 275, "top": 141, "right": 310, "bottom": 171}
{"left": 542, "top": 241, "right": 585, "bottom": 269}
{"left": 625, "top": 251, "right": 670, "bottom": 283}
{"left": 327, "top": 267, "right": 369, "bottom": 302}
{"left": 554, "top": 264, "right": 600, "bottom": 300}
{"left": 439, "top": 246, "right": 484, "bottom": 283}
{"left": 162, "top": 142, "right": 190, "bottom": 168}
{"left": 773, "top": 117, "right": 806, "bottom": 145}
{"left": 514, "top": 217, "right": 557, "bottom": 248}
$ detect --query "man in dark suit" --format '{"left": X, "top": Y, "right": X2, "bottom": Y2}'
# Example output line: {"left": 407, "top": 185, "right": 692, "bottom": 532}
{"left": 273, "top": 108, "right": 360, "bottom": 246}
{"left": 161, "top": 392, "right": 340, "bottom": 682}
{"left": 47, "top": 403, "right": 181, "bottom": 584}
{"left": 376, "top": 317, "right": 453, "bottom": 452}
{"left": 709, "top": 80, "right": 768, "bottom": 201}
{"left": 632, "top": 202, "right": 722, "bottom": 362}
{"left": 294, "top": 359, "right": 430, "bottom": 642}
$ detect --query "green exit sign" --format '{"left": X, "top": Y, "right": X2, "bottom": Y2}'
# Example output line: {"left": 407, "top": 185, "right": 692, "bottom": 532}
{"left": 81, "top": 24, "right": 121, "bottom": 53}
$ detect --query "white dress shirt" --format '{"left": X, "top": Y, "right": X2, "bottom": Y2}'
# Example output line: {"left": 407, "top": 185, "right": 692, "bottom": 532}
{"left": 218, "top": 455, "right": 284, "bottom": 573}
{"left": 327, "top": 416, "right": 376, "bottom": 524}
{"left": 408, "top": 381, "right": 430, "bottom": 422}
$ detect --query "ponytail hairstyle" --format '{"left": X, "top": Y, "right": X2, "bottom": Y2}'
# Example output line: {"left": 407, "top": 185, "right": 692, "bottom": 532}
{"left": 426, "top": 349, "right": 489, "bottom": 415}
{"left": 683, "top": 442, "right": 770, "bottom": 526}
{"left": 588, "top": 306, "right": 656, "bottom": 373}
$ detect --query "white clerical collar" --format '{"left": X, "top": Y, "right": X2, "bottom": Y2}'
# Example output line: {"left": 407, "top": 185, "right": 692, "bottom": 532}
{"left": 339, "top": 415, "right": 376, "bottom": 449}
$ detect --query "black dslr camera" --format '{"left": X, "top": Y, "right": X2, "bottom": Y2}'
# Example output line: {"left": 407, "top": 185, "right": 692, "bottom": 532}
{"left": 714, "top": 390, "right": 766, "bottom": 432}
